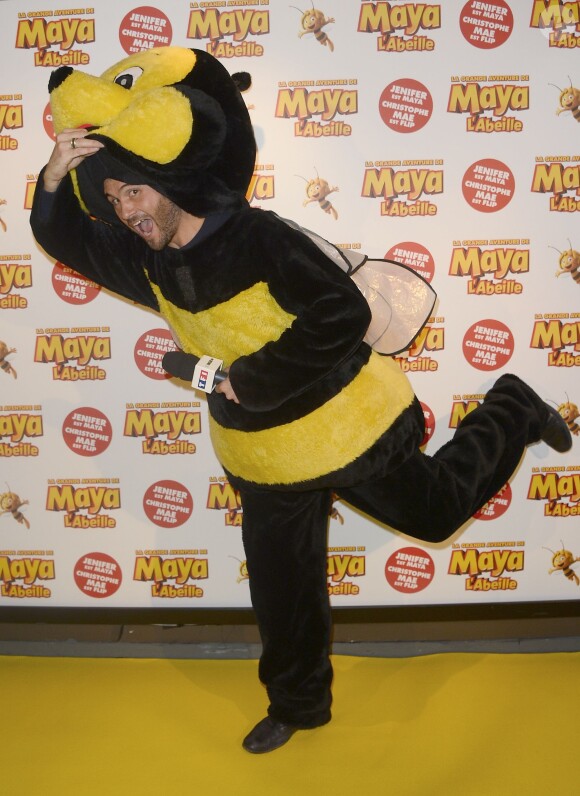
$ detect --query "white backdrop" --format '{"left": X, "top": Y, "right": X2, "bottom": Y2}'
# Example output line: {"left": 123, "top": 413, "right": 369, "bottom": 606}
{"left": 1, "top": 0, "right": 579, "bottom": 612}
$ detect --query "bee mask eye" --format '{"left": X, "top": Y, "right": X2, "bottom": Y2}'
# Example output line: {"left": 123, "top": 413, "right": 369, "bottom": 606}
{"left": 114, "top": 66, "right": 144, "bottom": 90}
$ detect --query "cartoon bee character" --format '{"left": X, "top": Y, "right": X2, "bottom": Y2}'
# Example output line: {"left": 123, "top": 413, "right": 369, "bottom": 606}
{"left": 230, "top": 556, "right": 249, "bottom": 583}
{"left": 292, "top": 4, "right": 335, "bottom": 51}
{"left": 0, "top": 198, "right": 7, "bottom": 233}
{"left": 553, "top": 78, "right": 580, "bottom": 122}
{"left": 551, "top": 241, "right": 580, "bottom": 285}
{"left": 556, "top": 396, "right": 580, "bottom": 437}
{"left": 0, "top": 340, "right": 17, "bottom": 379}
{"left": 0, "top": 486, "right": 30, "bottom": 529}
{"left": 329, "top": 493, "right": 344, "bottom": 524}
{"left": 545, "top": 543, "right": 580, "bottom": 586}
{"left": 299, "top": 171, "right": 339, "bottom": 219}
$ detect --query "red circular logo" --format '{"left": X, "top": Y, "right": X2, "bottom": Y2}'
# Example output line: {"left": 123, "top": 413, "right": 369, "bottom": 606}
{"left": 74, "top": 552, "right": 122, "bottom": 598}
{"left": 134, "top": 328, "right": 177, "bottom": 380}
{"left": 462, "top": 319, "right": 514, "bottom": 371}
{"left": 420, "top": 401, "right": 435, "bottom": 447}
{"left": 379, "top": 79, "right": 433, "bottom": 133}
{"left": 473, "top": 483, "right": 512, "bottom": 521}
{"left": 62, "top": 407, "right": 113, "bottom": 456}
{"left": 43, "top": 102, "right": 55, "bottom": 140}
{"left": 119, "top": 6, "right": 172, "bottom": 55}
{"left": 52, "top": 263, "right": 101, "bottom": 304}
{"left": 143, "top": 479, "right": 193, "bottom": 528}
{"left": 385, "top": 547, "right": 435, "bottom": 593}
{"left": 385, "top": 241, "right": 435, "bottom": 283}
{"left": 459, "top": 1, "right": 513, "bottom": 49}
{"left": 462, "top": 159, "right": 515, "bottom": 212}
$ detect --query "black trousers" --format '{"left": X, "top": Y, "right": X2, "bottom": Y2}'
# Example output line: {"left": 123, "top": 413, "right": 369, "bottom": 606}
{"left": 232, "top": 374, "right": 549, "bottom": 727}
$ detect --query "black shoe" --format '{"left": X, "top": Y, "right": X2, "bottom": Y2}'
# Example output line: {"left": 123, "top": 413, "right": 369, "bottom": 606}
{"left": 541, "top": 404, "right": 572, "bottom": 453}
{"left": 242, "top": 716, "right": 297, "bottom": 754}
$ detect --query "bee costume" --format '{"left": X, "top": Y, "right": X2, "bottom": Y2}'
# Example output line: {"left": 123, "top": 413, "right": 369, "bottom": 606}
{"left": 31, "top": 46, "right": 571, "bottom": 752}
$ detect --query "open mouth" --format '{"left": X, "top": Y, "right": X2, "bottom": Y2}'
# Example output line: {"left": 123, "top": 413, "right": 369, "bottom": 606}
{"left": 131, "top": 217, "right": 154, "bottom": 238}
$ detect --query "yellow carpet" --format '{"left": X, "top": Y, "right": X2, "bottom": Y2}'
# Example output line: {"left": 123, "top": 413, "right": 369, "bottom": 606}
{"left": 2, "top": 652, "right": 578, "bottom": 795}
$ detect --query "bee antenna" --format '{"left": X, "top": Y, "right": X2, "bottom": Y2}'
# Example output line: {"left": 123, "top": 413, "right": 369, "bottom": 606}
{"left": 548, "top": 245, "right": 562, "bottom": 255}
{"left": 289, "top": 6, "right": 304, "bottom": 14}
{"left": 294, "top": 174, "right": 309, "bottom": 182}
{"left": 546, "top": 399, "right": 559, "bottom": 408}
{"left": 548, "top": 83, "right": 562, "bottom": 92}
{"left": 542, "top": 546, "right": 555, "bottom": 555}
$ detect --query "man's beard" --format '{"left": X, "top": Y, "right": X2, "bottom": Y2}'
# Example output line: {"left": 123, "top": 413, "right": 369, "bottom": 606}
{"left": 130, "top": 195, "right": 182, "bottom": 250}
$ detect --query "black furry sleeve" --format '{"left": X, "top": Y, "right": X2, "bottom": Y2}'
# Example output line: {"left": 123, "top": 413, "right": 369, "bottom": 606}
{"left": 30, "top": 170, "right": 158, "bottom": 310}
{"left": 228, "top": 215, "right": 371, "bottom": 411}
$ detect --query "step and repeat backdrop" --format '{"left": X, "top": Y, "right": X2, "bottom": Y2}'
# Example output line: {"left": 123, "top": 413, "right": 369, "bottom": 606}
{"left": 1, "top": 0, "right": 579, "bottom": 613}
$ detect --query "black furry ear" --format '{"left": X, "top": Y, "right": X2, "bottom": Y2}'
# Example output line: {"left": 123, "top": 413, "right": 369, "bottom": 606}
{"left": 232, "top": 71, "right": 252, "bottom": 92}
{"left": 49, "top": 65, "right": 73, "bottom": 92}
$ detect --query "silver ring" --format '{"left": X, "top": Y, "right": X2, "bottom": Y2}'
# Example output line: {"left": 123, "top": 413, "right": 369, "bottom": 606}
{"left": 70, "top": 138, "right": 77, "bottom": 150}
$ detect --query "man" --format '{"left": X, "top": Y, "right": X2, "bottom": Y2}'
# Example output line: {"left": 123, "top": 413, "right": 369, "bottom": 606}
{"left": 32, "top": 123, "right": 571, "bottom": 755}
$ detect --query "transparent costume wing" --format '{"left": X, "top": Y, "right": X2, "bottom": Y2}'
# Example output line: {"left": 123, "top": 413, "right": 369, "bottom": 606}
{"left": 280, "top": 216, "right": 437, "bottom": 356}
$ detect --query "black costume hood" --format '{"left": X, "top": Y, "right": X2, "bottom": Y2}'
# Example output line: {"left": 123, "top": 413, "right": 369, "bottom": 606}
{"left": 47, "top": 46, "right": 256, "bottom": 221}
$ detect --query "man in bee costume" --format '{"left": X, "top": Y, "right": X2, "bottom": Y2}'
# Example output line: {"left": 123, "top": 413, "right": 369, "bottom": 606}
{"left": 31, "top": 46, "right": 571, "bottom": 754}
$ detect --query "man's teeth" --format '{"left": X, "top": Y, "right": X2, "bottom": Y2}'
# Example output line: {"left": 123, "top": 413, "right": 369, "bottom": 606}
{"left": 133, "top": 218, "right": 153, "bottom": 234}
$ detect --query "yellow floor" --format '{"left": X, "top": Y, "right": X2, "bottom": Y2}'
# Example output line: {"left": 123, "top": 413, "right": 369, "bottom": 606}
{"left": 2, "top": 651, "right": 578, "bottom": 795}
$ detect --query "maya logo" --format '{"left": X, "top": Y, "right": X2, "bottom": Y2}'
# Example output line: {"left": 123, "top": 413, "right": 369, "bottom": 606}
{"left": 362, "top": 165, "right": 443, "bottom": 217}
{"left": 530, "top": 318, "right": 580, "bottom": 367}
{"left": 532, "top": 161, "right": 580, "bottom": 212}
{"left": 15, "top": 16, "right": 95, "bottom": 66}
